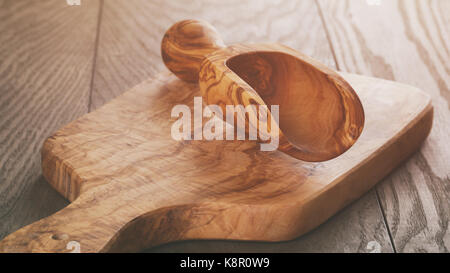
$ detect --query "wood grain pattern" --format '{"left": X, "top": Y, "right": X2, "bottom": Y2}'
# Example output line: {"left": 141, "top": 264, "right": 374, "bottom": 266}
{"left": 161, "top": 20, "right": 225, "bottom": 83}
{"left": 0, "top": 0, "right": 100, "bottom": 240}
{"left": 199, "top": 42, "right": 364, "bottom": 161}
{"left": 0, "top": 0, "right": 445, "bottom": 253}
{"left": 0, "top": 71, "right": 432, "bottom": 253}
{"left": 11, "top": 0, "right": 448, "bottom": 253}
{"left": 91, "top": 0, "right": 393, "bottom": 252}
{"left": 162, "top": 20, "right": 365, "bottom": 161}
{"left": 146, "top": 190, "right": 392, "bottom": 253}
{"left": 317, "top": 0, "right": 450, "bottom": 252}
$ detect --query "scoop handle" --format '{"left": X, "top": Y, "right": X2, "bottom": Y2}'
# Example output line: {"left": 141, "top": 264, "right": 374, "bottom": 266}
{"left": 161, "top": 19, "right": 225, "bottom": 83}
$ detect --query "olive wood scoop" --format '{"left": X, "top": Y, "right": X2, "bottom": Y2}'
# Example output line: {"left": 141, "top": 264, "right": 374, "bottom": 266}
{"left": 161, "top": 19, "right": 364, "bottom": 162}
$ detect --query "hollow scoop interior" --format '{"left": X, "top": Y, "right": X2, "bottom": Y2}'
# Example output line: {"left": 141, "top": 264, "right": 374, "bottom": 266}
{"left": 226, "top": 51, "right": 364, "bottom": 159}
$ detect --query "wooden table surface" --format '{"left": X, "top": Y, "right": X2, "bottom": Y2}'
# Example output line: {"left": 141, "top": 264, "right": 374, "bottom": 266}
{"left": 0, "top": 0, "right": 448, "bottom": 253}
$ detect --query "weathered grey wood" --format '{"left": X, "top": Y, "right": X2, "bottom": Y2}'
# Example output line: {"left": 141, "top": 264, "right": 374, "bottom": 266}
{"left": 0, "top": 0, "right": 101, "bottom": 239}
{"left": 93, "top": 0, "right": 393, "bottom": 252}
{"left": 317, "top": 0, "right": 450, "bottom": 252}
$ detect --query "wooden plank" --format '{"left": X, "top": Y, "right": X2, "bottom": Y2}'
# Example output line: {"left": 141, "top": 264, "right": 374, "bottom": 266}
{"left": 0, "top": 0, "right": 101, "bottom": 240}
{"left": 93, "top": 0, "right": 393, "bottom": 252}
{"left": 317, "top": 0, "right": 450, "bottom": 252}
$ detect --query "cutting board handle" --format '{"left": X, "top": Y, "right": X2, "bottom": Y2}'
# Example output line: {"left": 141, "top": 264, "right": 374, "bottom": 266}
{"left": 0, "top": 201, "right": 100, "bottom": 252}
{"left": 0, "top": 183, "right": 182, "bottom": 253}
{"left": 161, "top": 19, "right": 225, "bottom": 82}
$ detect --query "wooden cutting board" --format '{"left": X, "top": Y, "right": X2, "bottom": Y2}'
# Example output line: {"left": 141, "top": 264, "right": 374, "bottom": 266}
{"left": 0, "top": 71, "right": 432, "bottom": 253}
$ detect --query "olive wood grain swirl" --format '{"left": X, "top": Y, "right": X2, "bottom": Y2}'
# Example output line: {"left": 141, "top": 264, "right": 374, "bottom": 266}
{"left": 161, "top": 19, "right": 225, "bottom": 83}
{"left": 161, "top": 20, "right": 364, "bottom": 162}
{"left": 0, "top": 72, "right": 433, "bottom": 252}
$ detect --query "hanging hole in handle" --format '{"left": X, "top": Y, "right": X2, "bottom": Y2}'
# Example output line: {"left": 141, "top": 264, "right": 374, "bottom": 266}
{"left": 51, "top": 233, "right": 69, "bottom": 240}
